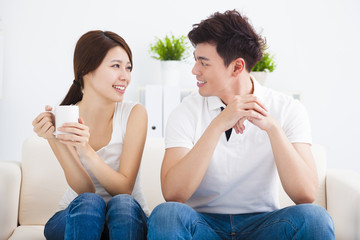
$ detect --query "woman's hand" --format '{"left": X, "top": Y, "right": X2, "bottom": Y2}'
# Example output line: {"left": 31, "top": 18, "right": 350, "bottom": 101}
{"left": 32, "top": 105, "right": 56, "bottom": 140}
{"left": 56, "top": 117, "right": 90, "bottom": 155}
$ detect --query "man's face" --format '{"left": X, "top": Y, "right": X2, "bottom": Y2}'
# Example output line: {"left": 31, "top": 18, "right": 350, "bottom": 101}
{"left": 192, "top": 43, "right": 234, "bottom": 98}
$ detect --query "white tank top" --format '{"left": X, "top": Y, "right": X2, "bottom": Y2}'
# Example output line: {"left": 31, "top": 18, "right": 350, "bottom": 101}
{"left": 57, "top": 101, "right": 149, "bottom": 216}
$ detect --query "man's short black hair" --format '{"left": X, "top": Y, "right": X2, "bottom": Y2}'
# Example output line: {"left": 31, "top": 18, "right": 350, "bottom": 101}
{"left": 188, "top": 10, "right": 266, "bottom": 72}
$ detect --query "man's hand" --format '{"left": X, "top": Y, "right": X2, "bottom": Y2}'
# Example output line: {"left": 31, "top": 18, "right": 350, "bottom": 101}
{"left": 215, "top": 95, "right": 269, "bottom": 133}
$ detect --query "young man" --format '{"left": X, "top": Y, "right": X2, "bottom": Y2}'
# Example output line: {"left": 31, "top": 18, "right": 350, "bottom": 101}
{"left": 147, "top": 10, "right": 334, "bottom": 240}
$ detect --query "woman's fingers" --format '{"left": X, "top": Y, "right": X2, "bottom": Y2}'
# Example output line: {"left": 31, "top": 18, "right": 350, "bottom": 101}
{"left": 57, "top": 121, "right": 90, "bottom": 146}
{"left": 33, "top": 114, "right": 54, "bottom": 136}
{"left": 60, "top": 122, "right": 88, "bottom": 131}
{"left": 32, "top": 112, "right": 52, "bottom": 126}
{"left": 58, "top": 126, "right": 90, "bottom": 138}
{"left": 78, "top": 117, "right": 85, "bottom": 124}
{"left": 45, "top": 105, "right": 53, "bottom": 112}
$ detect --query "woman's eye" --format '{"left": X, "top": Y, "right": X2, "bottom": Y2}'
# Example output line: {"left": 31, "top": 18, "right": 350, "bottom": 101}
{"left": 127, "top": 66, "right": 132, "bottom": 71}
{"left": 113, "top": 64, "right": 120, "bottom": 68}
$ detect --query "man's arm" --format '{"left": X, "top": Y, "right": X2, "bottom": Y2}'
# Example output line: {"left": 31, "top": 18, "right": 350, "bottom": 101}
{"left": 248, "top": 116, "right": 318, "bottom": 204}
{"left": 267, "top": 124, "right": 318, "bottom": 204}
{"left": 161, "top": 120, "right": 223, "bottom": 202}
{"left": 161, "top": 95, "right": 268, "bottom": 202}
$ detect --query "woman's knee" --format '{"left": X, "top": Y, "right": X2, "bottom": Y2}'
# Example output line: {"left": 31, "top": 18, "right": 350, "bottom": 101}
{"left": 107, "top": 194, "right": 141, "bottom": 212}
{"left": 69, "top": 192, "right": 106, "bottom": 214}
{"left": 107, "top": 194, "right": 146, "bottom": 220}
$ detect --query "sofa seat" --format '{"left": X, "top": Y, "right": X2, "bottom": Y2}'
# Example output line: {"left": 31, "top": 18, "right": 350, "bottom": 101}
{"left": 1, "top": 137, "right": 360, "bottom": 239}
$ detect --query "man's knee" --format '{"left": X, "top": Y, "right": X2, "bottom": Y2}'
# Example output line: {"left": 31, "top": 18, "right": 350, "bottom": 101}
{"left": 292, "top": 204, "right": 335, "bottom": 238}
{"left": 296, "top": 204, "right": 333, "bottom": 224}
{"left": 149, "top": 202, "right": 191, "bottom": 222}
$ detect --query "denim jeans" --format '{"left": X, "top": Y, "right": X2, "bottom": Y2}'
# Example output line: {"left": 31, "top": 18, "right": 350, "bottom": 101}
{"left": 44, "top": 193, "right": 148, "bottom": 240}
{"left": 147, "top": 202, "right": 335, "bottom": 240}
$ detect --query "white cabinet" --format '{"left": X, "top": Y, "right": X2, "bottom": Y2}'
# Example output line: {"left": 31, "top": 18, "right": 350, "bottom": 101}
{"left": 139, "top": 85, "right": 193, "bottom": 137}
{"left": 0, "top": 31, "right": 3, "bottom": 99}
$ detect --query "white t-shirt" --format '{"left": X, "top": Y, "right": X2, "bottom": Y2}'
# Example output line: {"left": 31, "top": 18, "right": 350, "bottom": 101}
{"left": 58, "top": 101, "right": 149, "bottom": 216}
{"left": 165, "top": 77, "right": 312, "bottom": 214}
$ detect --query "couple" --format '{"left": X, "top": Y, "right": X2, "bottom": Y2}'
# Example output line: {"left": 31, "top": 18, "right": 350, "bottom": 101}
{"left": 32, "top": 10, "right": 334, "bottom": 240}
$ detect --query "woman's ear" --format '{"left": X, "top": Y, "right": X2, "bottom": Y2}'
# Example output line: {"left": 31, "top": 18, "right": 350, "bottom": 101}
{"left": 232, "top": 58, "right": 246, "bottom": 77}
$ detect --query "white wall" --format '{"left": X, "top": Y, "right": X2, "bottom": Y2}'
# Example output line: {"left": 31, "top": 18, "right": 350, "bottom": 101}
{"left": 0, "top": 0, "right": 359, "bottom": 173}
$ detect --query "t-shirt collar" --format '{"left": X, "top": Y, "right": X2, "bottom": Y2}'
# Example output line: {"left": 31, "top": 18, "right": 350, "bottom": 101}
{"left": 207, "top": 75, "right": 265, "bottom": 111}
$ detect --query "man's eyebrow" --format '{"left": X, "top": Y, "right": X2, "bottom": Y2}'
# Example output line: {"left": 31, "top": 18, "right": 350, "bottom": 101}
{"left": 193, "top": 52, "right": 210, "bottom": 61}
{"left": 198, "top": 56, "right": 210, "bottom": 61}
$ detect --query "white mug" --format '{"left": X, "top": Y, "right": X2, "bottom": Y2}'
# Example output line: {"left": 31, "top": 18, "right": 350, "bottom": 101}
{"left": 50, "top": 106, "right": 79, "bottom": 137}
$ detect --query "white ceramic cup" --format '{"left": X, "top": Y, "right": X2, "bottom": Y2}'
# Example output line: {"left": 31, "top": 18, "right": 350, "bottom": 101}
{"left": 51, "top": 105, "right": 79, "bottom": 137}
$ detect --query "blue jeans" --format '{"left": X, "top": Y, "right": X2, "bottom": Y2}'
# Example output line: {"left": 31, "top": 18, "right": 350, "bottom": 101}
{"left": 44, "top": 193, "right": 148, "bottom": 240}
{"left": 147, "top": 202, "right": 334, "bottom": 240}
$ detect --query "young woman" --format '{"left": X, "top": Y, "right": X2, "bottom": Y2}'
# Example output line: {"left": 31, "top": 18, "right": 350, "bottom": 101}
{"left": 32, "top": 30, "right": 149, "bottom": 240}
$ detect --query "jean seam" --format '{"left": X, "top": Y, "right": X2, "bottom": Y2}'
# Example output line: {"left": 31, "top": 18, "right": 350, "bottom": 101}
{"left": 191, "top": 219, "right": 225, "bottom": 235}
{"left": 238, "top": 219, "right": 298, "bottom": 239}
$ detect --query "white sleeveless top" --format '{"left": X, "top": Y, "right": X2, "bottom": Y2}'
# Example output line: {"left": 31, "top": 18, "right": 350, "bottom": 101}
{"left": 57, "top": 101, "right": 149, "bottom": 216}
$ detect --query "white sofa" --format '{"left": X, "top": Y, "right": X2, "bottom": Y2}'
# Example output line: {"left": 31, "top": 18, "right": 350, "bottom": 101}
{"left": 1, "top": 137, "right": 360, "bottom": 240}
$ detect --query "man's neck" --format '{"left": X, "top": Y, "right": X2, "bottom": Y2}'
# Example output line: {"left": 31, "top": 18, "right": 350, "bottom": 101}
{"left": 219, "top": 74, "right": 254, "bottom": 105}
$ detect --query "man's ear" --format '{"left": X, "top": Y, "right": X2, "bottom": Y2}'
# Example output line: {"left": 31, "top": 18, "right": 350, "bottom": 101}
{"left": 232, "top": 58, "right": 246, "bottom": 77}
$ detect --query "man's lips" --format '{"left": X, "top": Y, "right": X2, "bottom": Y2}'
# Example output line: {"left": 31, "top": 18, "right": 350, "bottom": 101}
{"left": 197, "top": 80, "right": 207, "bottom": 87}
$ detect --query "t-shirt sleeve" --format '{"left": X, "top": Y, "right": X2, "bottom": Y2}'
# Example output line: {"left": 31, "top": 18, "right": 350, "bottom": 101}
{"left": 165, "top": 103, "right": 196, "bottom": 150}
{"left": 282, "top": 99, "right": 312, "bottom": 144}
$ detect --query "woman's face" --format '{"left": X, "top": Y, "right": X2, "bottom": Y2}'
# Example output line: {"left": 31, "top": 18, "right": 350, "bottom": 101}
{"left": 84, "top": 46, "right": 132, "bottom": 103}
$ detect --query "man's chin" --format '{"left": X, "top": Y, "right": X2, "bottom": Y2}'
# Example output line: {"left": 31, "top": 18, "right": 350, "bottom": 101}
{"left": 198, "top": 89, "right": 211, "bottom": 97}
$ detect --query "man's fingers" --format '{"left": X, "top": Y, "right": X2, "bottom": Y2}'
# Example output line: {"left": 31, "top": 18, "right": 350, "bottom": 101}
{"left": 240, "top": 102, "right": 268, "bottom": 117}
{"left": 240, "top": 95, "right": 268, "bottom": 112}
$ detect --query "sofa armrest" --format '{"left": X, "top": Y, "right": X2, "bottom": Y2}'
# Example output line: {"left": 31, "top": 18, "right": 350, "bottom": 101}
{"left": 0, "top": 161, "right": 21, "bottom": 240}
{"left": 326, "top": 169, "right": 360, "bottom": 240}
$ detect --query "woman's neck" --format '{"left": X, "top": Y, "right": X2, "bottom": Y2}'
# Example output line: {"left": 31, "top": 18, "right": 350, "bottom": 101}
{"left": 77, "top": 97, "right": 116, "bottom": 128}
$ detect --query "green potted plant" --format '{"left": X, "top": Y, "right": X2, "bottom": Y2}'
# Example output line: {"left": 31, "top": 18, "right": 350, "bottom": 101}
{"left": 150, "top": 34, "right": 190, "bottom": 86}
{"left": 251, "top": 51, "right": 277, "bottom": 85}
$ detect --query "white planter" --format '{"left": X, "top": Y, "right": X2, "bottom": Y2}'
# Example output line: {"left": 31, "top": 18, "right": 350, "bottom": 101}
{"left": 250, "top": 71, "right": 268, "bottom": 86}
{"left": 161, "top": 60, "right": 182, "bottom": 86}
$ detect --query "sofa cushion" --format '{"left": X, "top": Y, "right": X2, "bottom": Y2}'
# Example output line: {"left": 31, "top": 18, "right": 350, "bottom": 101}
{"left": 8, "top": 226, "right": 45, "bottom": 240}
{"left": 140, "top": 137, "right": 166, "bottom": 211}
{"left": 19, "top": 137, "right": 67, "bottom": 225}
{"left": 0, "top": 162, "right": 21, "bottom": 240}
{"left": 18, "top": 137, "right": 326, "bottom": 228}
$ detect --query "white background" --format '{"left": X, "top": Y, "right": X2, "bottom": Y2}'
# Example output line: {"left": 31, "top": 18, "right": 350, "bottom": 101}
{"left": 0, "top": 0, "right": 359, "bottom": 173}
